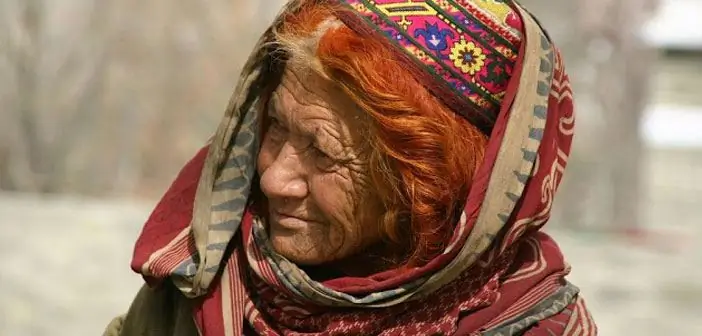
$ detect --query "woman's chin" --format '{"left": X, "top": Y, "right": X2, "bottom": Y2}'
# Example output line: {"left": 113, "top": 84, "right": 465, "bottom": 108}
{"left": 269, "top": 233, "right": 328, "bottom": 265}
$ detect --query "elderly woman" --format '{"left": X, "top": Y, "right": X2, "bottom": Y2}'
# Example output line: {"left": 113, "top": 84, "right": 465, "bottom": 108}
{"left": 106, "top": 0, "right": 596, "bottom": 335}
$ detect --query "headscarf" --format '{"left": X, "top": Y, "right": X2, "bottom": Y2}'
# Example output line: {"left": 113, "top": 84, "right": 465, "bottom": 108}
{"left": 130, "top": 1, "right": 596, "bottom": 335}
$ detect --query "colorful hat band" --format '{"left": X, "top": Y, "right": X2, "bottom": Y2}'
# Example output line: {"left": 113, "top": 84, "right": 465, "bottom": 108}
{"left": 333, "top": 0, "right": 524, "bottom": 134}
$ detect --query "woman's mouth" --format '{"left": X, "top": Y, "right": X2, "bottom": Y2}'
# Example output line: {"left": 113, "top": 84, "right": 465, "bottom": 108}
{"left": 270, "top": 211, "right": 315, "bottom": 230}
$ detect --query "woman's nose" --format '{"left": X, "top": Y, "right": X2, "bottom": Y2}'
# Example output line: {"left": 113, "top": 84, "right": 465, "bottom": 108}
{"left": 259, "top": 142, "right": 309, "bottom": 200}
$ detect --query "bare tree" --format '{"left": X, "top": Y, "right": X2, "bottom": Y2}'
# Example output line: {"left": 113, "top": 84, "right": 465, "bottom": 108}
{"left": 0, "top": 0, "right": 284, "bottom": 197}
{"left": 574, "top": 0, "right": 660, "bottom": 232}
{"left": 1, "top": 0, "right": 112, "bottom": 193}
{"left": 0, "top": 0, "right": 44, "bottom": 191}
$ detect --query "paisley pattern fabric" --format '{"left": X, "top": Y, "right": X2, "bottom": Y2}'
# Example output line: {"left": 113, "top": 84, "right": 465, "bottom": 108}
{"left": 128, "top": 0, "right": 597, "bottom": 335}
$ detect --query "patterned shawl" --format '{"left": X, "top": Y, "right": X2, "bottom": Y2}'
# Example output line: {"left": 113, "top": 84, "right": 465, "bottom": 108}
{"left": 130, "top": 1, "right": 596, "bottom": 335}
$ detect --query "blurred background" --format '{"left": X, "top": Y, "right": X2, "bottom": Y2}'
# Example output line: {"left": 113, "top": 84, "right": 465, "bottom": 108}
{"left": 0, "top": 0, "right": 700, "bottom": 334}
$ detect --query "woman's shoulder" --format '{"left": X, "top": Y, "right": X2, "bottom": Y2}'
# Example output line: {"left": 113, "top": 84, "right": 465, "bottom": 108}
{"left": 103, "top": 282, "right": 199, "bottom": 336}
{"left": 521, "top": 296, "right": 597, "bottom": 336}
{"left": 476, "top": 295, "right": 597, "bottom": 336}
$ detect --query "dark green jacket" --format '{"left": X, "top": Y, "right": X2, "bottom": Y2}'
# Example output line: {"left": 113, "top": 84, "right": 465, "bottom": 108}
{"left": 103, "top": 284, "right": 199, "bottom": 336}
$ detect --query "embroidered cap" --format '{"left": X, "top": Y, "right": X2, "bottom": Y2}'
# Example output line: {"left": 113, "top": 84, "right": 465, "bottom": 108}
{"left": 334, "top": 0, "right": 524, "bottom": 134}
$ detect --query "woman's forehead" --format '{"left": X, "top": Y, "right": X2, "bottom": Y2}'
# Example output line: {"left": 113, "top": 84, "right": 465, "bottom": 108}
{"left": 270, "top": 69, "right": 369, "bottom": 144}
{"left": 273, "top": 69, "right": 360, "bottom": 119}
{"left": 276, "top": 69, "right": 339, "bottom": 108}
{"left": 274, "top": 70, "right": 330, "bottom": 113}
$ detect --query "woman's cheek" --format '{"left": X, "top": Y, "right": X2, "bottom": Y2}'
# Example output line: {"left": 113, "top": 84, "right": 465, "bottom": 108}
{"left": 310, "top": 173, "right": 355, "bottom": 223}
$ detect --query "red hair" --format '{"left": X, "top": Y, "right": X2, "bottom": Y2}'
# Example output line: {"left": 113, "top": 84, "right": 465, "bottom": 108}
{"left": 275, "top": 3, "right": 488, "bottom": 267}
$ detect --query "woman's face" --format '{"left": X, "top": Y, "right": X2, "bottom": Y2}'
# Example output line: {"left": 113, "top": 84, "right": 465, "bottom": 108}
{"left": 257, "top": 68, "right": 382, "bottom": 265}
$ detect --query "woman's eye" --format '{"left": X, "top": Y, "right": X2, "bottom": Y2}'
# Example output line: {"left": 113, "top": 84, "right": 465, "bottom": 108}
{"left": 265, "top": 117, "right": 288, "bottom": 145}
{"left": 268, "top": 117, "right": 286, "bottom": 132}
{"left": 308, "top": 145, "right": 337, "bottom": 169}
{"left": 312, "top": 146, "right": 330, "bottom": 159}
{"left": 268, "top": 116, "right": 279, "bottom": 126}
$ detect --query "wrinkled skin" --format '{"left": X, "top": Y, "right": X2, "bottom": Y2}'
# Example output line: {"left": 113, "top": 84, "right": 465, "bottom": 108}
{"left": 257, "top": 68, "right": 383, "bottom": 265}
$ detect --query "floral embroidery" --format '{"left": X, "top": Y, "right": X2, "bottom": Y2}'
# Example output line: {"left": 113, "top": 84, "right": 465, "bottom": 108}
{"left": 437, "top": 0, "right": 456, "bottom": 12}
{"left": 414, "top": 23, "right": 454, "bottom": 53}
{"left": 384, "top": 29, "right": 405, "bottom": 41}
{"left": 352, "top": 3, "right": 369, "bottom": 13}
{"left": 459, "top": 0, "right": 513, "bottom": 24}
{"left": 341, "top": 0, "right": 523, "bottom": 128}
{"left": 371, "top": 15, "right": 385, "bottom": 29}
{"left": 480, "top": 56, "right": 510, "bottom": 87}
{"left": 473, "top": 96, "right": 491, "bottom": 108}
{"left": 449, "top": 38, "right": 487, "bottom": 75}
{"left": 406, "top": 45, "right": 433, "bottom": 63}
{"left": 494, "top": 45, "right": 516, "bottom": 59}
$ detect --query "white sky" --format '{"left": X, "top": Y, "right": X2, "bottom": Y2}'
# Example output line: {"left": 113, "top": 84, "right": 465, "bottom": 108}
{"left": 642, "top": 105, "right": 702, "bottom": 148}
{"left": 643, "top": 0, "right": 702, "bottom": 49}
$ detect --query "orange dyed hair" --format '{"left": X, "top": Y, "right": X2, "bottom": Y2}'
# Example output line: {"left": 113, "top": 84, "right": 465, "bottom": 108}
{"left": 274, "top": 2, "right": 488, "bottom": 267}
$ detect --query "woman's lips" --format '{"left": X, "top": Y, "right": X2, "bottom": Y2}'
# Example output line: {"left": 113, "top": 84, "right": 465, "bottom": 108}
{"left": 270, "top": 211, "right": 314, "bottom": 230}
